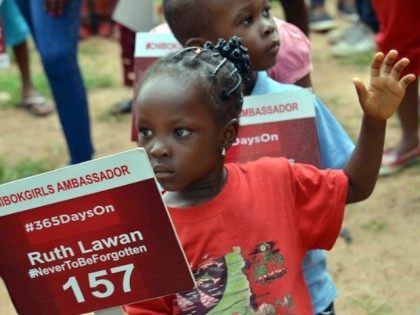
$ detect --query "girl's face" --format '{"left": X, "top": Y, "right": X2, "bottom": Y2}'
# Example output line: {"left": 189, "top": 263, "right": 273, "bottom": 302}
{"left": 136, "top": 76, "right": 227, "bottom": 192}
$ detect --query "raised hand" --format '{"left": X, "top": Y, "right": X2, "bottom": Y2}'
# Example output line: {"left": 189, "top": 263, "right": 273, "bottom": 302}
{"left": 352, "top": 50, "right": 416, "bottom": 121}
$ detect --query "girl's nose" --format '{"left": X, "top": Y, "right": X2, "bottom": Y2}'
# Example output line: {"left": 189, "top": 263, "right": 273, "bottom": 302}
{"left": 149, "top": 139, "right": 171, "bottom": 158}
{"left": 262, "top": 19, "right": 275, "bottom": 36}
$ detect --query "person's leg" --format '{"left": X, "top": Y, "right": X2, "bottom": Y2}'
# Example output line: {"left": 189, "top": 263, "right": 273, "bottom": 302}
{"left": 12, "top": 40, "right": 54, "bottom": 115}
{"left": 21, "top": 0, "right": 94, "bottom": 164}
{"left": 94, "top": 0, "right": 115, "bottom": 37}
{"left": 110, "top": 24, "right": 134, "bottom": 115}
{"left": 310, "top": 0, "right": 325, "bottom": 7}
{"left": 1, "top": 0, "right": 29, "bottom": 46}
{"left": 79, "top": 0, "right": 92, "bottom": 39}
{"left": 308, "top": 0, "right": 336, "bottom": 32}
{"left": 2, "top": 0, "right": 53, "bottom": 115}
{"left": 337, "top": 0, "right": 357, "bottom": 21}
{"left": 14, "top": 0, "right": 32, "bottom": 30}
{"left": 1, "top": 0, "right": 30, "bottom": 91}
{"left": 380, "top": 79, "right": 419, "bottom": 175}
{"left": 12, "top": 41, "right": 31, "bottom": 91}
{"left": 394, "top": 78, "right": 419, "bottom": 154}
{"left": 278, "top": 0, "right": 309, "bottom": 36}
{"left": 87, "top": 0, "right": 100, "bottom": 34}
{"left": 356, "top": 0, "right": 379, "bottom": 32}
{"left": 330, "top": 0, "right": 377, "bottom": 57}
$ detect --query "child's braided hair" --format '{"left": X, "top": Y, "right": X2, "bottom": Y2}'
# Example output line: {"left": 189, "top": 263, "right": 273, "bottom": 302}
{"left": 138, "top": 36, "right": 250, "bottom": 124}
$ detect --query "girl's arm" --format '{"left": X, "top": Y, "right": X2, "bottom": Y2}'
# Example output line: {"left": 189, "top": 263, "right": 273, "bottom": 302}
{"left": 344, "top": 50, "right": 416, "bottom": 203}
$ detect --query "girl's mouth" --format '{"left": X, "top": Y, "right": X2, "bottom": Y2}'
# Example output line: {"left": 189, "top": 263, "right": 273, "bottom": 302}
{"left": 153, "top": 165, "right": 174, "bottom": 179}
{"left": 266, "top": 39, "right": 280, "bottom": 54}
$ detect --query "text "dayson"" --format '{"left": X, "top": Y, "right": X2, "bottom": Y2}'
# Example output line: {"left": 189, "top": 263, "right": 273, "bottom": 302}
{"left": 233, "top": 133, "right": 279, "bottom": 146}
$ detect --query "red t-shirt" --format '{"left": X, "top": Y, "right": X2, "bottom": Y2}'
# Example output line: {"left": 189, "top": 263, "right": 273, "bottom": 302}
{"left": 124, "top": 157, "right": 348, "bottom": 315}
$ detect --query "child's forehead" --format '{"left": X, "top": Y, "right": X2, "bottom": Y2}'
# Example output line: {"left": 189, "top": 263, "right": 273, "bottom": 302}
{"left": 150, "top": 69, "right": 204, "bottom": 87}
{"left": 204, "top": 0, "right": 266, "bottom": 33}
{"left": 139, "top": 73, "right": 210, "bottom": 106}
{"left": 137, "top": 82, "right": 214, "bottom": 121}
{"left": 209, "top": 0, "right": 260, "bottom": 14}
{"left": 141, "top": 75, "right": 191, "bottom": 96}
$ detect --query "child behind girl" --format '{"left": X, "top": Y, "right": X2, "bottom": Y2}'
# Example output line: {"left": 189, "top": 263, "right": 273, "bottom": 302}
{"left": 124, "top": 37, "right": 414, "bottom": 314}
{"left": 149, "top": 17, "right": 313, "bottom": 88}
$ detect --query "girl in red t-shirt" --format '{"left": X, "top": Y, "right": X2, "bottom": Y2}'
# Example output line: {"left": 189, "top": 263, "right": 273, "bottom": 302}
{"left": 125, "top": 35, "right": 414, "bottom": 314}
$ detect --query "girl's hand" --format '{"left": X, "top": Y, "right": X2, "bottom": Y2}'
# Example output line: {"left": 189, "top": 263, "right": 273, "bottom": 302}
{"left": 353, "top": 50, "right": 416, "bottom": 121}
{"left": 44, "top": 0, "right": 69, "bottom": 16}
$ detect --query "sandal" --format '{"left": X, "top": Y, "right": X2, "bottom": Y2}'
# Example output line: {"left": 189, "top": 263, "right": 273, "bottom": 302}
{"left": 379, "top": 145, "right": 420, "bottom": 176}
{"left": 21, "top": 94, "right": 54, "bottom": 117}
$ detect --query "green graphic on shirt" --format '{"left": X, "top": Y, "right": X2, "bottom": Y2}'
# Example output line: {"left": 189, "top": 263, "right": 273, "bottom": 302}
{"left": 275, "top": 294, "right": 293, "bottom": 309}
{"left": 249, "top": 242, "right": 286, "bottom": 285}
{"left": 206, "top": 246, "right": 252, "bottom": 314}
{"left": 176, "top": 245, "right": 289, "bottom": 314}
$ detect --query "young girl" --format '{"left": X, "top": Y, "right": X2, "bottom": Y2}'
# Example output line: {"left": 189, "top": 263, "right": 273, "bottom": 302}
{"left": 124, "top": 37, "right": 415, "bottom": 314}
{"left": 160, "top": 2, "right": 348, "bottom": 313}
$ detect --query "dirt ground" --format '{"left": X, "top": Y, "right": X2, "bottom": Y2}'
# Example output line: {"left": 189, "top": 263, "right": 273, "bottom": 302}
{"left": 0, "top": 9, "right": 419, "bottom": 315}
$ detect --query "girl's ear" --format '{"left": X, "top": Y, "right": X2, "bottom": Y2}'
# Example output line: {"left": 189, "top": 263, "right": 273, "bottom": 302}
{"left": 222, "top": 118, "right": 239, "bottom": 149}
{"left": 185, "top": 37, "right": 207, "bottom": 47}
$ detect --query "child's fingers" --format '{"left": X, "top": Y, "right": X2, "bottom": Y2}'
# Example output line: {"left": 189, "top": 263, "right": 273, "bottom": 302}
{"left": 399, "top": 74, "right": 417, "bottom": 89}
{"left": 353, "top": 77, "right": 368, "bottom": 109}
{"left": 390, "top": 57, "right": 410, "bottom": 80}
{"left": 371, "top": 52, "right": 384, "bottom": 78}
{"left": 381, "top": 50, "right": 398, "bottom": 75}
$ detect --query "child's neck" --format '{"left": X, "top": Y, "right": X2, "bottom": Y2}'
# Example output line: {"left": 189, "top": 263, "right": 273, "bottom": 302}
{"left": 244, "top": 71, "right": 257, "bottom": 96}
{"left": 163, "top": 166, "right": 228, "bottom": 208}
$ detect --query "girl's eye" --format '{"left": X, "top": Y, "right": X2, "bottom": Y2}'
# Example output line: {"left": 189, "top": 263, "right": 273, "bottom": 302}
{"left": 139, "top": 128, "right": 153, "bottom": 138}
{"left": 173, "top": 128, "right": 191, "bottom": 137}
{"left": 263, "top": 6, "right": 271, "bottom": 18}
{"left": 243, "top": 15, "right": 253, "bottom": 25}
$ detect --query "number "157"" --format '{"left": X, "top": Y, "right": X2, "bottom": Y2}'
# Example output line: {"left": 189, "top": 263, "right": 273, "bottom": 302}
{"left": 63, "top": 263, "right": 134, "bottom": 303}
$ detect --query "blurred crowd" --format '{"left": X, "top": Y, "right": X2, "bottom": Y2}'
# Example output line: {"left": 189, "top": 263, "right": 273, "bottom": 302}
{"left": 0, "top": 0, "right": 418, "bottom": 172}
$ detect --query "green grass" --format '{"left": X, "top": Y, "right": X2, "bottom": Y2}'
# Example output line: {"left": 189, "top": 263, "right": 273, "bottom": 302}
{"left": 0, "top": 39, "right": 115, "bottom": 109}
{"left": 0, "top": 70, "right": 113, "bottom": 109}
{"left": 361, "top": 219, "right": 388, "bottom": 233}
{"left": 83, "top": 71, "right": 114, "bottom": 89}
{"left": 350, "top": 295, "right": 393, "bottom": 315}
{"left": 0, "top": 158, "right": 53, "bottom": 184}
{"left": 337, "top": 51, "right": 376, "bottom": 68}
{"left": 410, "top": 161, "right": 420, "bottom": 172}
{"left": 96, "top": 108, "right": 128, "bottom": 123}
{"left": 0, "top": 38, "right": 117, "bottom": 183}
{"left": 78, "top": 40, "right": 101, "bottom": 56}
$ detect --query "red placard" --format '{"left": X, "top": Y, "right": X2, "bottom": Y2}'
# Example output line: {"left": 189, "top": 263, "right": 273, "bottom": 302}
{"left": 0, "top": 149, "right": 195, "bottom": 315}
{"left": 226, "top": 90, "right": 321, "bottom": 167}
{"left": 131, "top": 32, "right": 181, "bottom": 141}
{"left": 0, "top": 15, "right": 10, "bottom": 69}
